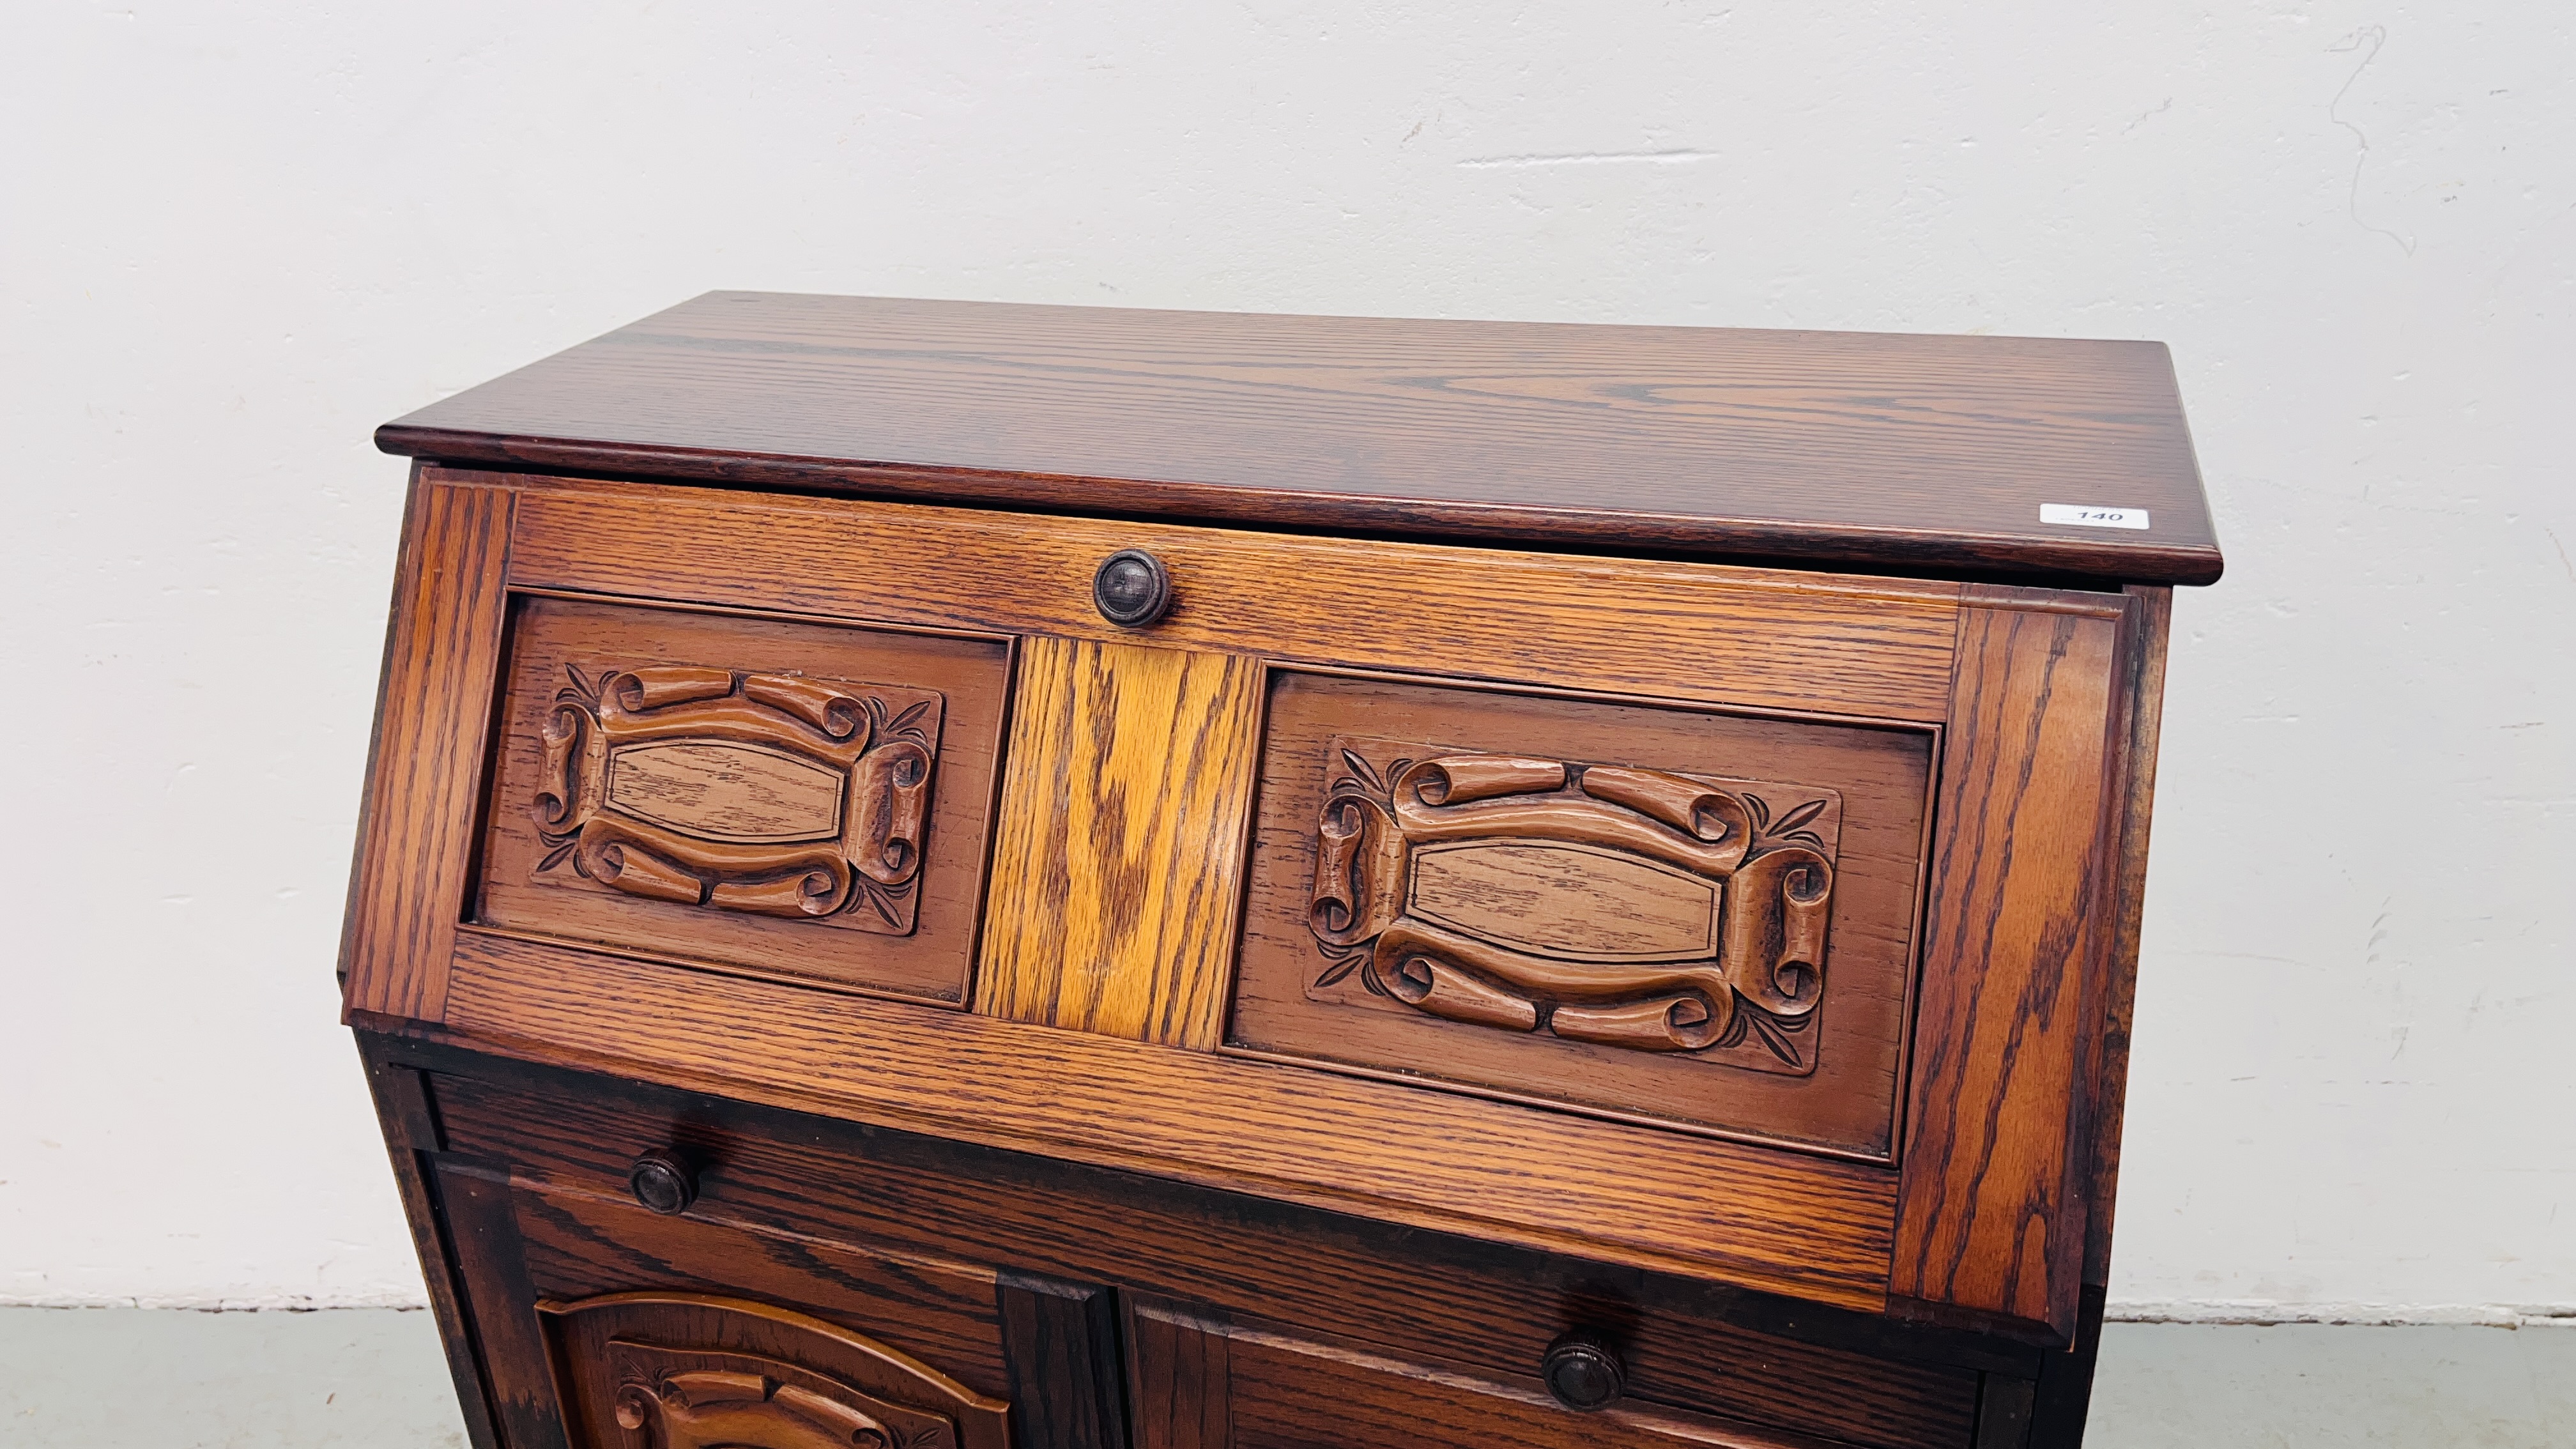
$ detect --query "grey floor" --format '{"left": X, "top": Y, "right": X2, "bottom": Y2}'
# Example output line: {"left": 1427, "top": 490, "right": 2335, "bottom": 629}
{"left": 1, "top": 1309, "right": 2568, "bottom": 1446}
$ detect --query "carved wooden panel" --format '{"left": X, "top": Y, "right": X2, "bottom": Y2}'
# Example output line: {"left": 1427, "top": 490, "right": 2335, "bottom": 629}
{"left": 477, "top": 597, "right": 1011, "bottom": 1003}
{"left": 533, "top": 663, "right": 944, "bottom": 932}
{"left": 1230, "top": 671, "right": 1933, "bottom": 1160}
{"left": 1308, "top": 738, "right": 1839, "bottom": 1071}
{"left": 542, "top": 1292, "right": 1010, "bottom": 1449}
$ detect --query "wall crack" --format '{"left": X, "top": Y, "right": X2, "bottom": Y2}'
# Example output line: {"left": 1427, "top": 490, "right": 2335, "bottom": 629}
{"left": 2328, "top": 26, "right": 2416, "bottom": 256}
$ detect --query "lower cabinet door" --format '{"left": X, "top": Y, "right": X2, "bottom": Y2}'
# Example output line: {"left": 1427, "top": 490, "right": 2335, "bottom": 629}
{"left": 544, "top": 1292, "right": 1010, "bottom": 1449}
{"left": 431, "top": 1162, "right": 1124, "bottom": 1449}
{"left": 1124, "top": 1297, "right": 1839, "bottom": 1449}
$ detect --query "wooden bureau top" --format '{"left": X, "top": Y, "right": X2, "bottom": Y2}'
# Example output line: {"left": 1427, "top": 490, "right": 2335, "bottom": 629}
{"left": 378, "top": 291, "right": 2221, "bottom": 586}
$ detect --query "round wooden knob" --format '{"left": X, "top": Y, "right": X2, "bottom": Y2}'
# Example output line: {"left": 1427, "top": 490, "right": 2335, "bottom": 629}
{"left": 627, "top": 1150, "right": 696, "bottom": 1215}
{"left": 1541, "top": 1330, "right": 1626, "bottom": 1412}
{"left": 1092, "top": 549, "right": 1174, "bottom": 627}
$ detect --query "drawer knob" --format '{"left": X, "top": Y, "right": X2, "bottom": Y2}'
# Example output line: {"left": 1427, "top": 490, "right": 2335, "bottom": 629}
{"left": 1092, "top": 548, "right": 1174, "bottom": 628}
{"left": 1540, "top": 1330, "right": 1626, "bottom": 1412}
{"left": 627, "top": 1150, "right": 697, "bottom": 1215}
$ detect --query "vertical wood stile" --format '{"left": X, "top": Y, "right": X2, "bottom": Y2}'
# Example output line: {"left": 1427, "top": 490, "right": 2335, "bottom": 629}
{"left": 339, "top": 478, "right": 516, "bottom": 1023}
{"left": 1892, "top": 588, "right": 2132, "bottom": 1342}
{"left": 976, "top": 638, "right": 1264, "bottom": 1050}
{"left": 2084, "top": 586, "right": 2175, "bottom": 1284}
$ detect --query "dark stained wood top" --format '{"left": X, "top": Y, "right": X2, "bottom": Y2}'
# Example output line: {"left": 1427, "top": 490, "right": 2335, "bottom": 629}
{"left": 379, "top": 292, "right": 2221, "bottom": 586}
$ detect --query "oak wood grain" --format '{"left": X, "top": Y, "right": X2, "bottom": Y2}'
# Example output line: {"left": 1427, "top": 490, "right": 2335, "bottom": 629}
{"left": 1890, "top": 588, "right": 2130, "bottom": 1343}
{"left": 976, "top": 638, "right": 1263, "bottom": 1049}
{"left": 996, "top": 1271, "right": 1129, "bottom": 1449}
{"left": 538, "top": 1290, "right": 1012, "bottom": 1449}
{"left": 436, "top": 1162, "right": 572, "bottom": 1449}
{"left": 1126, "top": 1296, "right": 1233, "bottom": 1449}
{"left": 345, "top": 297, "right": 2218, "bottom": 1448}
{"left": 379, "top": 292, "right": 2221, "bottom": 586}
{"left": 475, "top": 595, "right": 1011, "bottom": 1004}
{"left": 502, "top": 1178, "right": 1013, "bottom": 1399}
{"left": 340, "top": 479, "right": 514, "bottom": 1023}
{"left": 1232, "top": 671, "right": 1935, "bottom": 1160}
{"left": 434, "top": 929, "right": 1899, "bottom": 1312}
{"left": 490, "top": 470, "right": 1965, "bottom": 723}
{"left": 1124, "top": 1296, "right": 1852, "bottom": 1449}
{"left": 2083, "top": 586, "right": 2173, "bottom": 1285}
{"left": 420, "top": 1050, "right": 1984, "bottom": 1448}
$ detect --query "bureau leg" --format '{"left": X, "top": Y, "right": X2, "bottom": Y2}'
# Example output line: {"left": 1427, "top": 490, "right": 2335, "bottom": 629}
{"left": 362, "top": 1046, "right": 504, "bottom": 1449}
{"left": 1975, "top": 1372, "right": 2037, "bottom": 1448}
{"left": 998, "top": 1270, "right": 1129, "bottom": 1449}
{"left": 435, "top": 1162, "right": 574, "bottom": 1449}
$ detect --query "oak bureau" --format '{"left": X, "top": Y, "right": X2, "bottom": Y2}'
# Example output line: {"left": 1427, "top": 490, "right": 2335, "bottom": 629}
{"left": 341, "top": 293, "right": 2222, "bottom": 1449}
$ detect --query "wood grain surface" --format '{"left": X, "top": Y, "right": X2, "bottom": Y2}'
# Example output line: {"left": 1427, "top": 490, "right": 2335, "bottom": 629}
{"left": 419, "top": 1050, "right": 1984, "bottom": 1449}
{"left": 995, "top": 1271, "right": 1131, "bottom": 1449}
{"left": 475, "top": 595, "right": 1010, "bottom": 1004}
{"left": 537, "top": 1290, "right": 1012, "bottom": 1449}
{"left": 1230, "top": 671, "right": 1934, "bottom": 1161}
{"left": 1126, "top": 1297, "right": 1235, "bottom": 1449}
{"left": 340, "top": 479, "right": 514, "bottom": 1023}
{"left": 436, "top": 1163, "right": 572, "bottom": 1449}
{"left": 503, "top": 1179, "right": 1014, "bottom": 1398}
{"left": 491, "top": 470, "right": 1965, "bottom": 723}
{"left": 2083, "top": 586, "right": 2174, "bottom": 1285}
{"left": 1890, "top": 588, "right": 2130, "bottom": 1343}
{"left": 434, "top": 929, "right": 1899, "bottom": 1312}
{"left": 343, "top": 300, "right": 2211, "bottom": 1447}
{"left": 976, "top": 638, "right": 1262, "bottom": 1049}
{"left": 1123, "top": 1296, "right": 1850, "bottom": 1449}
{"left": 378, "top": 293, "right": 2221, "bottom": 586}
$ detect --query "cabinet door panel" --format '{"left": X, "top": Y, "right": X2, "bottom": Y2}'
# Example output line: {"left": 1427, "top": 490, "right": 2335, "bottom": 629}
{"left": 508, "top": 1184, "right": 1013, "bottom": 1399}
{"left": 542, "top": 1292, "right": 1010, "bottom": 1449}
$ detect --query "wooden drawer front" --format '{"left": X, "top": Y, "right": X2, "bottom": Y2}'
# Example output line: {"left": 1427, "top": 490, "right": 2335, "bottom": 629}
{"left": 474, "top": 594, "right": 1009, "bottom": 1004}
{"left": 1230, "top": 670, "right": 1931, "bottom": 1161}
{"left": 1127, "top": 1298, "right": 1892, "bottom": 1449}
{"left": 420, "top": 1056, "right": 1978, "bottom": 1449}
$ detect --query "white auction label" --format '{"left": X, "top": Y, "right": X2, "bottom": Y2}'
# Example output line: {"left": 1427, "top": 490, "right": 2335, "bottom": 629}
{"left": 2039, "top": 503, "right": 2149, "bottom": 530}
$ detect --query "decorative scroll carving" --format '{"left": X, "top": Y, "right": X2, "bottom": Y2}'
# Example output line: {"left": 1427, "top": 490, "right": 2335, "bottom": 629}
{"left": 534, "top": 663, "right": 944, "bottom": 934}
{"left": 1307, "top": 738, "right": 1839, "bottom": 1073}
{"left": 540, "top": 1292, "right": 1009, "bottom": 1449}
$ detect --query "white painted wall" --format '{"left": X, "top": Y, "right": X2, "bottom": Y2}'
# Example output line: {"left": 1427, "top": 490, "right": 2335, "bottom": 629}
{"left": 3, "top": 3, "right": 2568, "bottom": 1321}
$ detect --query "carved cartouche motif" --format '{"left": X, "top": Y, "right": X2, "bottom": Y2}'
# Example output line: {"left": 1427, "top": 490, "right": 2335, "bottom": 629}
{"left": 1307, "top": 739, "right": 1836, "bottom": 1072}
{"left": 610, "top": 1360, "right": 953, "bottom": 1449}
{"left": 534, "top": 663, "right": 943, "bottom": 934}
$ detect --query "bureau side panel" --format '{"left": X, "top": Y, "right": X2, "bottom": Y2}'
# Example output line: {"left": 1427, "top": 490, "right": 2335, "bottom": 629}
{"left": 2083, "top": 585, "right": 2173, "bottom": 1285}
{"left": 341, "top": 477, "right": 516, "bottom": 1023}
{"left": 1892, "top": 590, "right": 2131, "bottom": 1343}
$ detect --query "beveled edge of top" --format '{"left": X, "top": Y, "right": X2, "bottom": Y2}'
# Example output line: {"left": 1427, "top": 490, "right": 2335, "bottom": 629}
{"left": 379, "top": 291, "right": 2224, "bottom": 588}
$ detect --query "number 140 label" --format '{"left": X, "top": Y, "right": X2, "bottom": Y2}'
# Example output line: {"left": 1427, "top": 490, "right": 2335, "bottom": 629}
{"left": 2040, "top": 504, "right": 2150, "bottom": 530}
